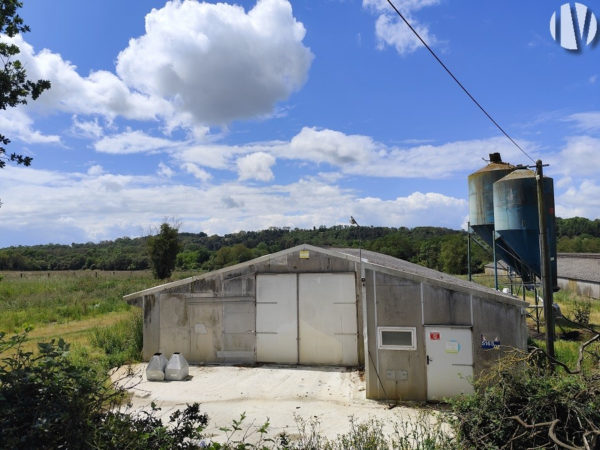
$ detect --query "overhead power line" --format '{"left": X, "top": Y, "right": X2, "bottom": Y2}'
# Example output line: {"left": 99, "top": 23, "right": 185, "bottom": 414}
{"left": 385, "top": 0, "right": 535, "bottom": 164}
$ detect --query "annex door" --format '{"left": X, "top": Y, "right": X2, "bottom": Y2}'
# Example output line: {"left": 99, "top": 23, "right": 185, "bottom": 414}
{"left": 256, "top": 274, "right": 298, "bottom": 363}
{"left": 299, "top": 273, "right": 358, "bottom": 366}
{"left": 425, "top": 326, "right": 474, "bottom": 401}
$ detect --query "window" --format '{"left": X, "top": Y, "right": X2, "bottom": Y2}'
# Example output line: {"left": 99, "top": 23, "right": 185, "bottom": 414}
{"left": 377, "top": 327, "right": 417, "bottom": 351}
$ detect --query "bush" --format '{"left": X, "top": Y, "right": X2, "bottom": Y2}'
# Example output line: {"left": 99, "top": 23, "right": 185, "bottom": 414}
{"left": 450, "top": 349, "right": 600, "bottom": 449}
{"left": 572, "top": 299, "right": 592, "bottom": 326}
{"left": 0, "top": 330, "right": 208, "bottom": 449}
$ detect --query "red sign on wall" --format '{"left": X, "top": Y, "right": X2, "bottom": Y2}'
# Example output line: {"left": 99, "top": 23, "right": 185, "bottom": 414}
{"left": 430, "top": 332, "right": 440, "bottom": 340}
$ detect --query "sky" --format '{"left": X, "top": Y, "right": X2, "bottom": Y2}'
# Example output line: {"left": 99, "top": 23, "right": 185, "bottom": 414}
{"left": 0, "top": 0, "right": 599, "bottom": 247}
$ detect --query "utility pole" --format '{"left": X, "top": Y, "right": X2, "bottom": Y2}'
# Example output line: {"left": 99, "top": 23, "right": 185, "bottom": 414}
{"left": 467, "top": 221, "right": 472, "bottom": 282}
{"left": 535, "top": 159, "right": 555, "bottom": 364}
{"left": 492, "top": 227, "right": 499, "bottom": 291}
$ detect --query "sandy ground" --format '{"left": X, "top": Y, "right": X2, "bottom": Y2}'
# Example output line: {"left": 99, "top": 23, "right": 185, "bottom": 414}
{"left": 112, "top": 364, "right": 431, "bottom": 443}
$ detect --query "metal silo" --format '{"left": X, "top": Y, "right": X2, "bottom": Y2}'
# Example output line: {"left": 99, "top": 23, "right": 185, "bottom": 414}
{"left": 493, "top": 168, "right": 558, "bottom": 290}
{"left": 468, "top": 153, "right": 532, "bottom": 281}
{"left": 468, "top": 153, "right": 514, "bottom": 229}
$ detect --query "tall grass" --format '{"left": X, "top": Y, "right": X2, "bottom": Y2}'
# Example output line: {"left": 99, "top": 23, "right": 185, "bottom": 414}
{"left": 0, "top": 270, "right": 194, "bottom": 332}
{"left": 89, "top": 311, "right": 144, "bottom": 369}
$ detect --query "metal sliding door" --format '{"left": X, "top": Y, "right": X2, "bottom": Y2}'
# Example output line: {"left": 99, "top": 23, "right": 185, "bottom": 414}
{"left": 256, "top": 274, "right": 298, "bottom": 363}
{"left": 299, "top": 273, "right": 358, "bottom": 366}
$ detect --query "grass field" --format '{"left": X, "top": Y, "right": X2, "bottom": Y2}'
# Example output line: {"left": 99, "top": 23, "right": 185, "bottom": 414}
{"left": 0, "top": 270, "right": 197, "bottom": 368}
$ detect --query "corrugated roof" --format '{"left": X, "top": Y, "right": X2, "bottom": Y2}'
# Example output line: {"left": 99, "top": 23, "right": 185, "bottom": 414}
{"left": 125, "top": 244, "right": 526, "bottom": 307}
{"left": 335, "top": 248, "right": 522, "bottom": 304}
{"left": 556, "top": 254, "right": 600, "bottom": 283}
{"left": 485, "top": 254, "right": 600, "bottom": 284}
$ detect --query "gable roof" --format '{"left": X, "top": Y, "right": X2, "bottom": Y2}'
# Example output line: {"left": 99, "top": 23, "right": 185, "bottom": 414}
{"left": 124, "top": 244, "right": 525, "bottom": 307}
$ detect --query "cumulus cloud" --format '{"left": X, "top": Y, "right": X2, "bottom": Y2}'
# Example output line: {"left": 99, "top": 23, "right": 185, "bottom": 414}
{"left": 362, "top": 0, "right": 440, "bottom": 55}
{"left": 169, "top": 126, "right": 532, "bottom": 179}
{"left": 0, "top": 109, "right": 61, "bottom": 144}
{"left": 237, "top": 152, "right": 276, "bottom": 181}
{"left": 173, "top": 130, "right": 529, "bottom": 182}
{"left": 181, "top": 162, "right": 212, "bottom": 181}
{"left": 1, "top": 0, "right": 312, "bottom": 136}
{"left": 551, "top": 136, "right": 600, "bottom": 178}
{"left": 5, "top": 35, "right": 169, "bottom": 121}
{"left": 71, "top": 116, "right": 104, "bottom": 139}
{"left": 94, "top": 130, "right": 179, "bottom": 154}
{"left": 0, "top": 165, "right": 468, "bottom": 246}
{"left": 555, "top": 180, "right": 600, "bottom": 219}
{"left": 116, "top": 0, "right": 313, "bottom": 125}
{"left": 157, "top": 162, "right": 174, "bottom": 178}
{"left": 287, "top": 127, "right": 375, "bottom": 165}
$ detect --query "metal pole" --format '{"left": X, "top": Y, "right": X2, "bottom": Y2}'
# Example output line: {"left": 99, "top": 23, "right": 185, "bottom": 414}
{"left": 467, "top": 221, "right": 472, "bottom": 282}
{"left": 536, "top": 160, "right": 555, "bottom": 363}
{"left": 493, "top": 226, "right": 499, "bottom": 291}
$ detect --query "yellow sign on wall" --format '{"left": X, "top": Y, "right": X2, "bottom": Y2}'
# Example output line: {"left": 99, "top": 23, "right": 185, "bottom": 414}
{"left": 299, "top": 250, "right": 310, "bottom": 259}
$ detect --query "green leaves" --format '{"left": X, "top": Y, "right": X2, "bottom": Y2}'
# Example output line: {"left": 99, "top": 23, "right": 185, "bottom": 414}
{"left": 0, "top": 0, "right": 51, "bottom": 170}
{"left": 148, "top": 223, "right": 181, "bottom": 279}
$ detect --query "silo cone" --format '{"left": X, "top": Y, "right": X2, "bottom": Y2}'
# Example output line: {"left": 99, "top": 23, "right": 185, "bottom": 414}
{"left": 165, "top": 352, "right": 189, "bottom": 381}
{"left": 146, "top": 353, "right": 169, "bottom": 381}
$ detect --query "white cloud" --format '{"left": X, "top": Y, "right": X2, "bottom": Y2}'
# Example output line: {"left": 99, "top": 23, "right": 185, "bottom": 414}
{"left": 181, "top": 162, "right": 212, "bottom": 182}
{"left": 157, "top": 162, "right": 174, "bottom": 178}
{"left": 565, "top": 112, "right": 600, "bottom": 132}
{"left": 362, "top": 0, "right": 440, "bottom": 55}
{"left": 71, "top": 116, "right": 104, "bottom": 139}
{"left": 116, "top": 0, "right": 313, "bottom": 125}
{"left": 287, "top": 127, "right": 375, "bottom": 165}
{"left": 284, "top": 128, "right": 531, "bottom": 178}
{"left": 6, "top": 35, "right": 169, "bottom": 121}
{"left": 1, "top": 0, "right": 312, "bottom": 136}
{"left": 555, "top": 179, "right": 600, "bottom": 219}
{"left": 0, "top": 165, "right": 468, "bottom": 245}
{"left": 551, "top": 136, "right": 600, "bottom": 177}
{"left": 237, "top": 152, "right": 276, "bottom": 181}
{"left": 94, "top": 130, "right": 179, "bottom": 154}
{"left": 87, "top": 165, "right": 104, "bottom": 176}
{"left": 0, "top": 108, "right": 61, "bottom": 144}
{"left": 170, "top": 126, "right": 533, "bottom": 179}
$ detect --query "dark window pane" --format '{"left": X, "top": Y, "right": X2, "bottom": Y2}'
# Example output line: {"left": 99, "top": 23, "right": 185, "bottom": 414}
{"left": 381, "top": 331, "right": 412, "bottom": 347}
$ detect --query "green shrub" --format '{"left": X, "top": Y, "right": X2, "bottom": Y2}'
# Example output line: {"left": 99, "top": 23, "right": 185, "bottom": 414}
{"left": 0, "top": 330, "right": 208, "bottom": 449}
{"left": 450, "top": 350, "right": 600, "bottom": 449}
{"left": 572, "top": 299, "right": 592, "bottom": 326}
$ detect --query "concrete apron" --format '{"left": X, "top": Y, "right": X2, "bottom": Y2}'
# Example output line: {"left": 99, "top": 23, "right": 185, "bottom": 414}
{"left": 111, "top": 364, "right": 431, "bottom": 444}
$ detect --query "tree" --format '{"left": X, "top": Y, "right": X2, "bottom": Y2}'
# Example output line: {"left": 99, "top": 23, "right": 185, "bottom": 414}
{"left": 0, "top": 0, "right": 51, "bottom": 168}
{"left": 147, "top": 223, "right": 181, "bottom": 279}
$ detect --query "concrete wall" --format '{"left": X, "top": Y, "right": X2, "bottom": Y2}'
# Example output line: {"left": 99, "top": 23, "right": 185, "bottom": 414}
{"left": 557, "top": 278, "right": 600, "bottom": 299}
{"left": 138, "top": 248, "right": 364, "bottom": 364}
{"left": 364, "top": 267, "right": 527, "bottom": 401}
{"left": 365, "top": 271, "right": 427, "bottom": 401}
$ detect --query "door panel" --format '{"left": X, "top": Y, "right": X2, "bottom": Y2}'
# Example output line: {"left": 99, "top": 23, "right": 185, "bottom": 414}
{"left": 256, "top": 274, "right": 298, "bottom": 363}
{"left": 425, "top": 327, "right": 474, "bottom": 401}
{"left": 299, "top": 273, "right": 358, "bottom": 366}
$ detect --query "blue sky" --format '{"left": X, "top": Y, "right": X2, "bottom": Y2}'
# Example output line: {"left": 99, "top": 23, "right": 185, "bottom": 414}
{"left": 0, "top": 0, "right": 598, "bottom": 246}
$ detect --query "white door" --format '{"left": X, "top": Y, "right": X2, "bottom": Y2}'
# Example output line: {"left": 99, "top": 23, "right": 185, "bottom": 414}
{"left": 256, "top": 274, "right": 298, "bottom": 363}
{"left": 298, "top": 273, "right": 358, "bottom": 366}
{"left": 425, "top": 327, "right": 474, "bottom": 401}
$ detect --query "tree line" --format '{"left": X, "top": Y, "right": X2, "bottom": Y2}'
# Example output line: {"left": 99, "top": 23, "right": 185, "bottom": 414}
{"left": 0, "top": 215, "right": 596, "bottom": 275}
